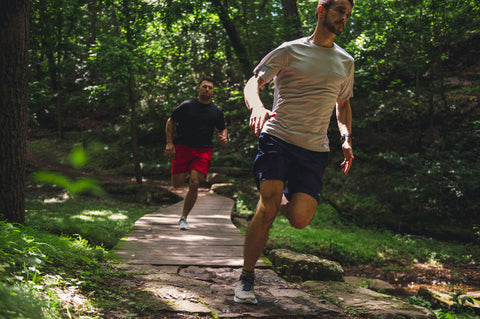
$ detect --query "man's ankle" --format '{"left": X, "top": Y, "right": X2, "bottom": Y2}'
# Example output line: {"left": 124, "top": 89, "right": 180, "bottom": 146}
{"left": 240, "top": 268, "right": 255, "bottom": 282}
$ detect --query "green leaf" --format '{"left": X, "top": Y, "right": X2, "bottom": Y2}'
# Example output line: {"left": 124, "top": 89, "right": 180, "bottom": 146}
{"left": 69, "top": 145, "right": 88, "bottom": 169}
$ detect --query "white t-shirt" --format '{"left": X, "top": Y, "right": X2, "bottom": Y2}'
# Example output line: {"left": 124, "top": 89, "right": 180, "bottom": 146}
{"left": 254, "top": 37, "right": 354, "bottom": 152}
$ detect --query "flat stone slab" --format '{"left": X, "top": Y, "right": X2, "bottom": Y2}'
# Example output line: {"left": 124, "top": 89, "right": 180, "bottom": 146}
{"left": 119, "top": 265, "right": 347, "bottom": 318}
{"left": 304, "top": 280, "right": 435, "bottom": 319}
{"left": 116, "top": 264, "right": 435, "bottom": 318}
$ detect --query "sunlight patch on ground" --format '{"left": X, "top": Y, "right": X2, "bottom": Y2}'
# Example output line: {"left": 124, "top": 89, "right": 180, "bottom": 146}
{"left": 72, "top": 215, "right": 95, "bottom": 221}
{"left": 43, "top": 192, "right": 70, "bottom": 204}
{"left": 108, "top": 213, "right": 128, "bottom": 220}
{"left": 83, "top": 210, "right": 110, "bottom": 216}
{"left": 71, "top": 210, "right": 128, "bottom": 221}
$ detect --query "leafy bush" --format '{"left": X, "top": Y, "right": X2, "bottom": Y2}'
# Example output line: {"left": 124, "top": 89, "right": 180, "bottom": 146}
{"left": 0, "top": 283, "right": 44, "bottom": 318}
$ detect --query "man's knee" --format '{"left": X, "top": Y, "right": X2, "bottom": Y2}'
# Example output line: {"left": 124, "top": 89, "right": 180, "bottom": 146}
{"left": 288, "top": 214, "right": 313, "bottom": 229}
{"left": 171, "top": 173, "right": 187, "bottom": 188}
{"left": 172, "top": 181, "right": 183, "bottom": 188}
{"left": 283, "top": 194, "right": 317, "bottom": 229}
{"left": 188, "top": 178, "right": 201, "bottom": 189}
{"left": 256, "top": 198, "right": 281, "bottom": 227}
{"left": 188, "top": 171, "right": 205, "bottom": 189}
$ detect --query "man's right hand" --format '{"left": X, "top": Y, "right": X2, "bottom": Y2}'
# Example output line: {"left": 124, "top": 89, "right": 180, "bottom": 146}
{"left": 165, "top": 142, "right": 175, "bottom": 157}
{"left": 249, "top": 107, "right": 276, "bottom": 136}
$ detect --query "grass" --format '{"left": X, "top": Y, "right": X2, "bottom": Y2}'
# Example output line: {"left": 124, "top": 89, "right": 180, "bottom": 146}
{"left": 25, "top": 193, "right": 155, "bottom": 249}
{"left": 266, "top": 200, "right": 480, "bottom": 267}
{"left": 1, "top": 192, "right": 165, "bottom": 318}
{"left": 0, "top": 218, "right": 106, "bottom": 318}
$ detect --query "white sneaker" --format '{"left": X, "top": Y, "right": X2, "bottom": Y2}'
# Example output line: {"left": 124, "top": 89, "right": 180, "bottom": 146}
{"left": 234, "top": 279, "right": 258, "bottom": 304}
{"left": 179, "top": 216, "right": 189, "bottom": 230}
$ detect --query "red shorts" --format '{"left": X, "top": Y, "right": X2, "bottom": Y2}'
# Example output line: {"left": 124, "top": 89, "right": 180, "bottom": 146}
{"left": 171, "top": 145, "right": 212, "bottom": 176}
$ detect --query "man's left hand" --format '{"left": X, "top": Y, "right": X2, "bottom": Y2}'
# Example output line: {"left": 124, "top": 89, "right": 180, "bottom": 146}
{"left": 340, "top": 141, "right": 354, "bottom": 175}
{"left": 219, "top": 133, "right": 228, "bottom": 146}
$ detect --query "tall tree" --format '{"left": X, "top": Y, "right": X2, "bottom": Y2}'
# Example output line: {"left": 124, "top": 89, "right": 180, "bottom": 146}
{"left": 281, "top": 0, "right": 302, "bottom": 40}
{"left": 122, "top": 0, "right": 143, "bottom": 184}
{"left": 0, "top": 0, "right": 30, "bottom": 223}
{"left": 211, "top": 0, "right": 252, "bottom": 77}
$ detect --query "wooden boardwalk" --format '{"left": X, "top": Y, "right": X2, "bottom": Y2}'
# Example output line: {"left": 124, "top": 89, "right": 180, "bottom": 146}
{"left": 115, "top": 191, "right": 266, "bottom": 267}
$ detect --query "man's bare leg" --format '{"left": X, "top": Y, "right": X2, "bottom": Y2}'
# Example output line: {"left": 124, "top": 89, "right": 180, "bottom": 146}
{"left": 243, "top": 180, "right": 284, "bottom": 271}
{"left": 279, "top": 192, "right": 318, "bottom": 229}
{"left": 171, "top": 170, "right": 204, "bottom": 230}
{"left": 181, "top": 169, "right": 205, "bottom": 218}
{"left": 235, "top": 180, "right": 283, "bottom": 303}
{"left": 171, "top": 172, "right": 188, "bottom": 189}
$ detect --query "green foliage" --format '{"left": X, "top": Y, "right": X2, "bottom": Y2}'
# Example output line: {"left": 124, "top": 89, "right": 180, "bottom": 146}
{"left": 430, "top": 288, "right": 480, "bottom": 319}
{"left": 32, "top": 144, "right": 104, "bottom": 199}
{"left": 1, "top": 185, "right": 160, "bottom": 317}
{"left": 25, "top": 196, "right": 155, "bottom": 249}
{"left": 27, "top": 0, "right": 480, "bottom": 244}
{"left": 34, "top": 171, "right": 102, "bottom": 197}
{"left": 408, "top": 295, "right": 432, "bottom": 310}
{"left": 0, "top": 219, "right": 108, "bottom": 317}
{"left": 0, "top": 282, "right": 45, "bottom": 319}
{"left": 266, "top": 201, "right": 480, "bottom": 266}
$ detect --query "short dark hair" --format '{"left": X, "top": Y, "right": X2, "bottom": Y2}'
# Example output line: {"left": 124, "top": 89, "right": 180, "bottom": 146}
{"left": 319, "top": 0, "right": 354, "bottom": 10}
{"left": 198, "top": 75, "right": 215, "bottom": 87}
{"left": 316, "top": 0, "right": 354, "bottom": 20}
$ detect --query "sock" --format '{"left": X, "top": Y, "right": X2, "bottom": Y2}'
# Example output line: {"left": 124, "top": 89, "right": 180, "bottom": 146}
{"left": 240, "top": 268, "right": 255, "bottom": 282}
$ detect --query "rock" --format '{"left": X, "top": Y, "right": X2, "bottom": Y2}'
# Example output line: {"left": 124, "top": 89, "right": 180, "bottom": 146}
{"left": 344, "top": 276, "right": 396, "bottom": 294}
{"left": 304, "top": 280, "right": 435, "bottom": 319}
{"left": 467, "top": 291, "right": 480, "bottom": 299}
{"left": 206, "top": 172, "right": 229, "bottom": 184}
{"left": 122, "top": 264, "right": 435, "bottom": 319}
{"left": 210, "top": 183, "right": 235, "bottom": 196}
{"left": 417, "top": 286, "right": 480, "bottom": 314}
{"left": 268, "top": 249, "right": 344, "bottom": 282}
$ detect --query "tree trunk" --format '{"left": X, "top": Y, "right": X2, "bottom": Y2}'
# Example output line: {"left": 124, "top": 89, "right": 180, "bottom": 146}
{"left": 281, "top": 0, "right": 302, "bottom": 40}
{"left": 211, "top": 0, "right": 252, "bottom": 77}
{"left": 128, "top": 74, "right": 143, "bottom": 184}
{"left": 123, "top": 0, "right": 142, "bottom": 184}
{"left": 0, "top": 0, "right": 30, "bottom": 223}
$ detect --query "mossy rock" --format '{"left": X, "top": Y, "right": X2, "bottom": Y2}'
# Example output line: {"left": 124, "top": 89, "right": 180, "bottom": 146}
{"left": 268, "top": 248, "right": 344, "bottom": 282}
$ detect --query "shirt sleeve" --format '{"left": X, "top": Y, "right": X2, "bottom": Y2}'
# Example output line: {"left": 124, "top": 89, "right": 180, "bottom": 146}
{"left": 253, "top": 43, "right": 289, "bottom": 83}
{"left": 337, "top": 62, "right": 354, "bottom": 101}
{"left": 215, "top": 109, "right": 226, "bottom": 131}
{"left": 170, "top": 103, "right": 184, "bottom": 123}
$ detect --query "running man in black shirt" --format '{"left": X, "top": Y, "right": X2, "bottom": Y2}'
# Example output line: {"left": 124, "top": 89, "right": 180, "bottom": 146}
{"left": 165, "top": 76, "right": 228, "bottom": 230}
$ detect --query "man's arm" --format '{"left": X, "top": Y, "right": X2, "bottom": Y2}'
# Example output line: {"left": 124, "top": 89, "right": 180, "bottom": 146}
{"left": 218, "top": 128, "right": 228, "bottom": 146}
{"left": 244, "top": 75, "right": 276, "bottom": 136}
{"left": 336, "top": 99, "right": 354, "bottom": 175}
{"left": 165, "top": 117, "right": 176, "bottom": 157}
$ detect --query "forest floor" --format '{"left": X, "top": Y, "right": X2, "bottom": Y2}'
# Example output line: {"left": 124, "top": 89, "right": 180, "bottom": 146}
{"left": 25, "top": 148, "right": 480, "bottom": 317}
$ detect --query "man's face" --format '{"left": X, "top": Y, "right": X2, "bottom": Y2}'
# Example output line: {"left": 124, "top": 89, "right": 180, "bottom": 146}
{"left": 197, "top": 80, "right": 214, "bottom": 101}
{"left": 322, "top": 0, "right": 352, "bottom": 36}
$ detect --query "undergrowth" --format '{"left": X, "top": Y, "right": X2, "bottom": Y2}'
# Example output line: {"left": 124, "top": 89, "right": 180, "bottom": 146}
{"left": 0, "top": 192, "right": 161, "bottom": 318}
{"left": 265, "top": 200, "right": 480, "bottom": 267}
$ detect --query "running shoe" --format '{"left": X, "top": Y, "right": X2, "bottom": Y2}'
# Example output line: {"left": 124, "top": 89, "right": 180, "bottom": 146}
{"left": 179, "top": 216, "right": 189, "bottom": 230}
{"left": 234, "top": 278, "right": 258, "bottom": 304}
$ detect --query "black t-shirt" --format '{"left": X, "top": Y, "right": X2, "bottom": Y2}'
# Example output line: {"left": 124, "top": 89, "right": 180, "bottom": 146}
{"left": 170, "top": 98, "right": 226, "bottom": 148}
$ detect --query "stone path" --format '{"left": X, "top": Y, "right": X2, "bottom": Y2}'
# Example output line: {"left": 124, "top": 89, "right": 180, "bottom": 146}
{"left": 114, "top": 190, "right": 434, "bottom": 318}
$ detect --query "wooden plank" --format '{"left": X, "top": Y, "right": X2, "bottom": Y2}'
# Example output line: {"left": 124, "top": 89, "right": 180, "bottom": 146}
{"left": 115, "top": 192, "right": 267, "bottom": 267}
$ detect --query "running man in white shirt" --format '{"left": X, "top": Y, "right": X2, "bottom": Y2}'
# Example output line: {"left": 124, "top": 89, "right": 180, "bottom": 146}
{"left": 234, "top": 0, "right": 355, "bottom": 304}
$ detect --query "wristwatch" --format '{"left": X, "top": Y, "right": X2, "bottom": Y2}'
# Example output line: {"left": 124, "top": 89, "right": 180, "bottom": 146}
{"left": 340, "top": 133, "right": 353, "bottom": 143}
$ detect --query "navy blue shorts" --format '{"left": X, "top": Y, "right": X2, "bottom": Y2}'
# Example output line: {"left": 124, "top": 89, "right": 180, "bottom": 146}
{"left": 253, "top": 133, "right": 329, "bottom": 202}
